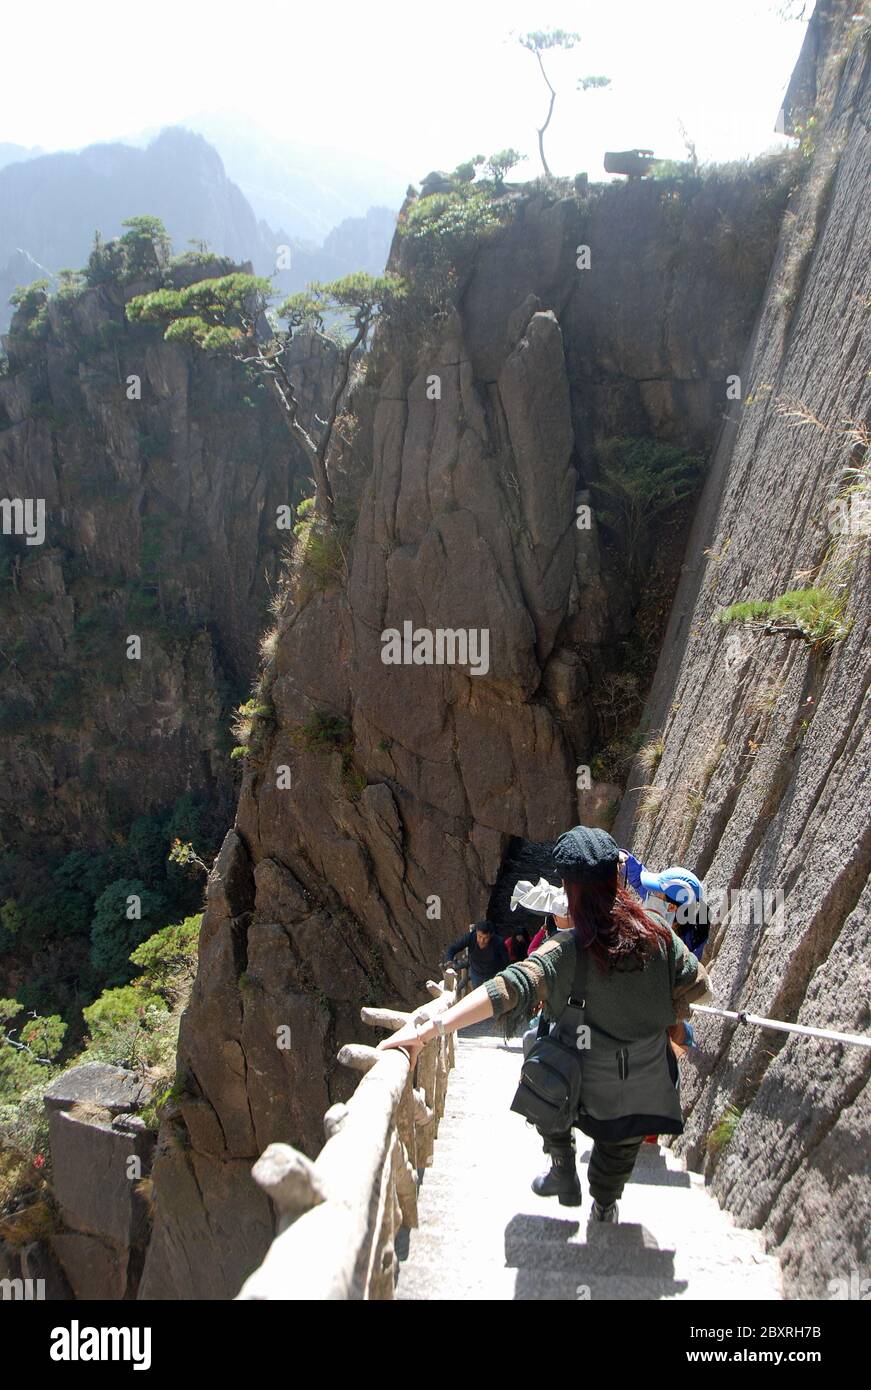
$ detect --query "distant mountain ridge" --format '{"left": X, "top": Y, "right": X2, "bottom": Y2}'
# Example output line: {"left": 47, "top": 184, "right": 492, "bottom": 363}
{"left": 176, "top": 111, "right": 409, "bottom": 242}
{"left": 0, "top": 142, "right": 45, "bottom": 171}
{"left": 0, "top": 128, "right": 259, "bottom": 272}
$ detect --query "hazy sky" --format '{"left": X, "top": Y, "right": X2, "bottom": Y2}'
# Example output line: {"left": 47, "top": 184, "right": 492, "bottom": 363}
{"left": 4, "top": 0, "right": 808, "bottom": 180}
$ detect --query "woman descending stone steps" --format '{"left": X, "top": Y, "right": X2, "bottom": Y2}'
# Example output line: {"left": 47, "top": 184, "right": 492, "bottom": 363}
{"left": 379, "top": 825, "right": 712, "bottom": 1223}
{"left": 393, "top": 1024, "right": 782, "bottom": 1302}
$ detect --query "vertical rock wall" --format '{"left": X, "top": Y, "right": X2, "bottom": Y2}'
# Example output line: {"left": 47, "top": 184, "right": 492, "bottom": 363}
{"left": 0, "top": 273, "right": 332, "bottom": 857}
{"left": 614, "top": 2, "right": 871, "bottom": 1297}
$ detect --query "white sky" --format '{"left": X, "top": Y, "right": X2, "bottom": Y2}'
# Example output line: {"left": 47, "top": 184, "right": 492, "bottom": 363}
{"left": 3, "top": 0, "right": 808, "bottom": 179}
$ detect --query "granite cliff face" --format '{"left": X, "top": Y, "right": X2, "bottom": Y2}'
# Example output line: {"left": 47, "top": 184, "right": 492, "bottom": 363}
{"left": 615, "top": 1, "right": 870, "bottom": 1298}
{"left": 0, "top": 268, "right": 338, "bottom": 1007}
{"left": 140, "top": 163, "right": 796, "bottom": 1297}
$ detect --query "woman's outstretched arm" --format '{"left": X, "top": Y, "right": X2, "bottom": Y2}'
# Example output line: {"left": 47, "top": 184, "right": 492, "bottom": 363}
{"left": 376, "top": 984, "right": 495, "bottom": 1062}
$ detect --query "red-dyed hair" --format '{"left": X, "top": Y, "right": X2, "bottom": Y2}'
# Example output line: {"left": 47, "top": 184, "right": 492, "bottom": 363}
{"left": 565, "top": 873, "right": 671, "bottom": 972}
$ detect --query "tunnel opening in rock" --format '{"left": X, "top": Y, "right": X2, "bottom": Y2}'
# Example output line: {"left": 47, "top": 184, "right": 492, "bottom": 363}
{"left": 485, "top": 836, "right": 561, "bottom": 936}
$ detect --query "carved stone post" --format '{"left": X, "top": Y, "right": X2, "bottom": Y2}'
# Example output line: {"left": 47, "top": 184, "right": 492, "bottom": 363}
{"left": 251, "top": 1143, "right": 328, "bottom": 1234}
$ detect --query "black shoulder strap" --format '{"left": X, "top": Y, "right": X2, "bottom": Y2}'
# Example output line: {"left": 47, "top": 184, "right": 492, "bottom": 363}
{"left": 569, "top": 937, "right": 588, "bottom": 1006}
{"left": 553, "top": 938, "right": 588, "bottom": 1046}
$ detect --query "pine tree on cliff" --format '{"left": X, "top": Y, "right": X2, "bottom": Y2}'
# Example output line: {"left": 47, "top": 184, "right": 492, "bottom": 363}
{"left": 518, "top": 28, "right": 610, "bottom": 177}
{"left": 127, "top": 269, "right": 404, "bottom": 521}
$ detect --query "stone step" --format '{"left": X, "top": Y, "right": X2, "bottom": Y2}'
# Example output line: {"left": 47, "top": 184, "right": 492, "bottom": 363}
{"left": 416, "top": 1165, "right": 734, "bottom": 1221}
{"left": 399, "top": 1223, "right": 773, "bottom": 1276}
{"left": 396, "top": 1265, "right": 781, "bottom": 1301}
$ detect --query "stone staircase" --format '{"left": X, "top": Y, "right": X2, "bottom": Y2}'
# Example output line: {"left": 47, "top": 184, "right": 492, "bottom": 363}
{"left": 396, "top": 1022, "right": 783, "bottom": 1301}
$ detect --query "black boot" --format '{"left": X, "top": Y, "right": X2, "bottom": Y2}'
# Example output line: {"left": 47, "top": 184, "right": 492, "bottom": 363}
{"left": 531, "top": 1136, "right": 581, "bottom": 1206}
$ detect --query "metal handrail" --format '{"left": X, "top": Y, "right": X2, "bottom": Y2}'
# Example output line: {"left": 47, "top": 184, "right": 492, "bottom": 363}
{"left": 690, "top": 1003, "right": 871, "bottom": 1048}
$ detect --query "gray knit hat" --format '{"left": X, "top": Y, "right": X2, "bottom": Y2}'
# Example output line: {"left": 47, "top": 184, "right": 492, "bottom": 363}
{"left": 552, "top": 825, "right": 620, "bottom": 882}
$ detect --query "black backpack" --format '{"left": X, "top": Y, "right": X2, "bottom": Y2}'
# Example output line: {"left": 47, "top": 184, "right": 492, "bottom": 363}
{"left": 510, "top": 941, "right": 588, "bottom": 1135}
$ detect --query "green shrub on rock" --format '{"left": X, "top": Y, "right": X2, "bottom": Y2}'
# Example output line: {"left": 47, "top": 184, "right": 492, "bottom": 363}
{"left": 403, "top": 188, "right": 504, "bottom": 263}
{"left": 591, "top": 436, "right": 705, "bottom": 580}
{"left": 81, "top": 986, "right": 167, "bottom": 1040}
{"left": 8, "top": 280, "right": 51, "bottom": 339}
{"left": 128, "top": 914, "right": 201, "bottom": 1000}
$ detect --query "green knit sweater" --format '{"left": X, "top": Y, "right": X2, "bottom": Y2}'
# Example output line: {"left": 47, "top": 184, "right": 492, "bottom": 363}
{"left": 484, "top": 927, "right": 711, "bottom": 1040}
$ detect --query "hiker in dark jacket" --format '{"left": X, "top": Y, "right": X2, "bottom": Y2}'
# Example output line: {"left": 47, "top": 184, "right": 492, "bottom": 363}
{"left": 380, "top": 826, "right": 711, "bottom": 1224}
{"left": 444, "top": 921, "right": 508, "bottom": 989}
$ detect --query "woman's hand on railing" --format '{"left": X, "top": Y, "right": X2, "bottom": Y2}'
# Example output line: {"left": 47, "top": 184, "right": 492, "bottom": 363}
{"left": 376, "top": 1020, "right": 425, "bottom": 1065}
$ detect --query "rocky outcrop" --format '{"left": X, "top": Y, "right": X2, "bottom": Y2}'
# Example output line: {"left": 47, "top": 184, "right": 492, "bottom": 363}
{"left": 137, "top": 831, "right": 278, "bottom": 1300}
{"left": 0, "top": 264, "right": 345, "bottom": 1062}
{"left": 0, "top": 127, "right": 398, "bottom": 333}
{"left": 142, "top": 164, "right": 793, "bottom": 1297}
{"left": 614, "top": 0, "right": 871, "bottom": 1297}
{"left": 42, "top": 1063, "right": 155, "bottom": 1299}
{"left": 0, "top": 130, "right": 270, "bottom": 332}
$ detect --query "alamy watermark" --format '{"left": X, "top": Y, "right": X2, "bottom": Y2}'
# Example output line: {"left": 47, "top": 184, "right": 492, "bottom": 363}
{"left": 50, "top": 1321, "right": 151, "bottom": 1369}
{"left": 1, "top": 1276, "right": 45, "bottom": 1300}
{"left": 828, "top": 494, "right": 871, "bottom": 538}
{"left": 381, "top": 622, "right": 490, "bottom": 677}
{"left": 827, "top": 1270, "right": 870, "bottom": 1300}
{"left": 0, "top": 497, "right": 45, "bottom": 546}
{"left": 676, "top": 887, "right": 787, "bottom": 935}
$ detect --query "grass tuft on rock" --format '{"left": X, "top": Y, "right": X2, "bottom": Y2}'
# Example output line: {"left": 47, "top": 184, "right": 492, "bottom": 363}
{"left": 707, "top": 1104, "right": 742, "bottom": 1157}
{"left": 635, "top": 785, "right": 666, "bottom": 822}
{"left": 293, "top": 497, "right": 352, "bottom": 590}
{"left": 292, "top": 710, "right": 352, "bottom": 753}
{"left": 715, "top": 586, "right": 850, "bottom": 649}
{"left": 637, "top": 736, "right": 665, "bottom": 775}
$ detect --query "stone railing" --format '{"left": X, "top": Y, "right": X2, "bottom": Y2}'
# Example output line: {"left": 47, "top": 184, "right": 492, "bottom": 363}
{"left": 236, "top": 965, "right": 461, "bottom": 1300}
